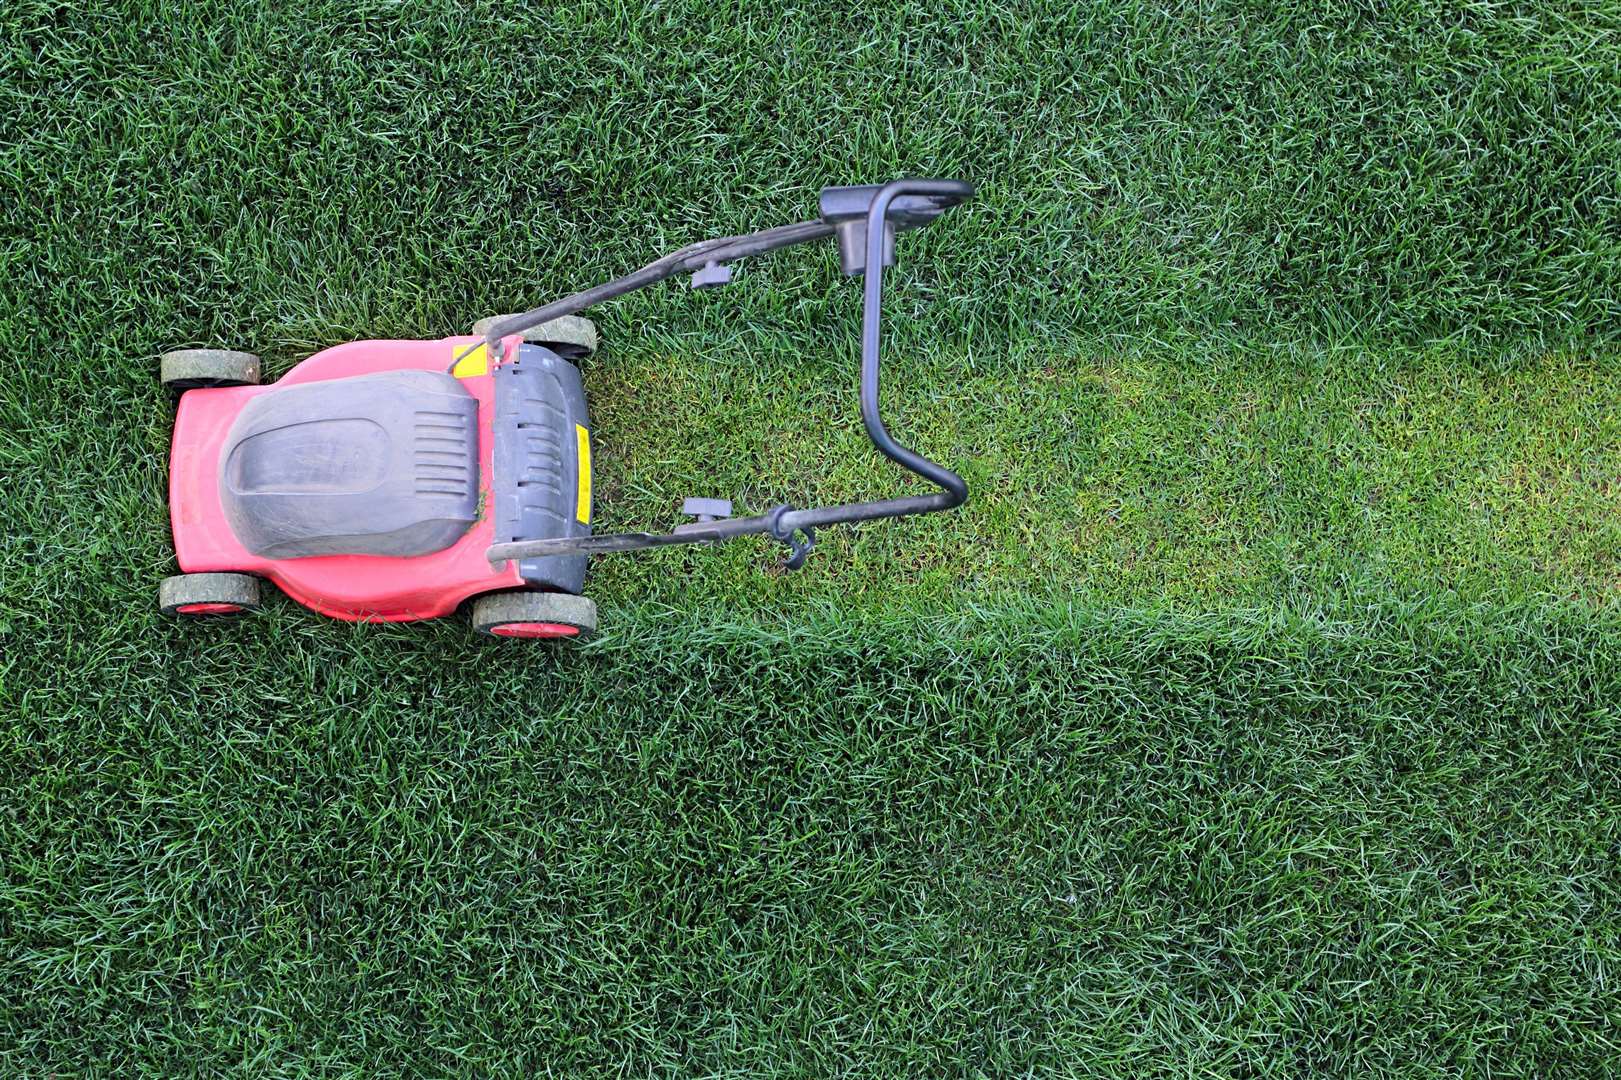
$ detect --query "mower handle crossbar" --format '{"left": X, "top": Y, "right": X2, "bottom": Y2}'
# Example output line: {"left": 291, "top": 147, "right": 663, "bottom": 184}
{"left": 481, "top": 177, "right": 974, "bottom": 570}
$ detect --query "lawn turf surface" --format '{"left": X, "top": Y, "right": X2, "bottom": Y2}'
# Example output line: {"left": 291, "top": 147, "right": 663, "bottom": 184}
{"left": 4, "top": 0, "right": 1621, "bottom": 1074}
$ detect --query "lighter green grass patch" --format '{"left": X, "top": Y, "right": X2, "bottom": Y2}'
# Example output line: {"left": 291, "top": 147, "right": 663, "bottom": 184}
{"left": 583, "top": 342, "right": 1621, "bottom": 610}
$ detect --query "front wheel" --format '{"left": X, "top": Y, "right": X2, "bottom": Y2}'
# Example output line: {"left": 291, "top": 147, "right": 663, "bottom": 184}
{"left": 469, "top": 314, "right": 597, "bottom": 360}
{"left": 159, "top": 573, "right": 262, "bottom": 616}
{"left": 471, "top": 591, "right": 596, "bottom": 640}
{"left": 160, "top": 349, "right": 261, "bottom": 390}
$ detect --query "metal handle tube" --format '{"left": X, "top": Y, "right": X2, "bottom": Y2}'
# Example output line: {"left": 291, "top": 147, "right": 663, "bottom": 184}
{"left": 483, "top": 490, "right": 956, "bottom": 565}
{"left": 857, "top": 179, "right": 972, "bottom": 514}
{"left": 454, "top": 219, "right": 836, "bottom": 369}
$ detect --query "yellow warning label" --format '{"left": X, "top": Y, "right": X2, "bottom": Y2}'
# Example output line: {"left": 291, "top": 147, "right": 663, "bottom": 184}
{"left": 575, "top": 424, "right": 592, "bottom": 524}
{"left": 452, "top": 341, "right": 489, "bottom": 378}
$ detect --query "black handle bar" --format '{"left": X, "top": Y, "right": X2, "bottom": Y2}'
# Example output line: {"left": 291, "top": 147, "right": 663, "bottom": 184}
{"left": 858, "top": 179, "right": 972, "bottom": 511}
{"left": 482, "top": 177, "right": 974, "bottom": 570}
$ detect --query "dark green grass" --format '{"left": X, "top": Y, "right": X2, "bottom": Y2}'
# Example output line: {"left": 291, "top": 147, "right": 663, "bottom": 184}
{"left": 4, "top": 602, "right": 1620, "bottom": 1074}
{"left": 5, "top": 0, "right": 1621, "bottom": 1074}
{"left": 7, "top": 0, "right": 1621, "bottom": 355}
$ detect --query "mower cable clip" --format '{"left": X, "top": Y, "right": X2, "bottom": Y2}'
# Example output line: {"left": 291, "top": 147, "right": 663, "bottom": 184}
{"left": 766, "top": 504, "right": 816, "bottom": 571}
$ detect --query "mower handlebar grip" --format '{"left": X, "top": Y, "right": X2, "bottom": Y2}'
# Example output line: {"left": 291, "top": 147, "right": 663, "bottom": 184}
{"left": 858, "top": 178, "right": 974, "bottom": 510}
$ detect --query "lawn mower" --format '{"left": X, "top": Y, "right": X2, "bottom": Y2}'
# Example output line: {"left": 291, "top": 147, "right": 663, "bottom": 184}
{"left": 160, "top": 178, "right": 974, "bottom": 639}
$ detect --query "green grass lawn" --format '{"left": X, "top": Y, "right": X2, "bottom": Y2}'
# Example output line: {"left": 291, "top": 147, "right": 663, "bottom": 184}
{"left": 4, "top": 0, "right": 1621, "bottom": 1074}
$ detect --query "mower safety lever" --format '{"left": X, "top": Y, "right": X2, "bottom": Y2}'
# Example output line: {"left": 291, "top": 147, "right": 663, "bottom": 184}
{"left": 483, "top": 177, "right": 975, "bottom": 570}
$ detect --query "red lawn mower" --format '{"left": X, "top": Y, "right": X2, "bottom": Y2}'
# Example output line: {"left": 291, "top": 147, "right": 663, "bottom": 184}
{"left": 160, "top": 179, "right": 974, "bottom": 640}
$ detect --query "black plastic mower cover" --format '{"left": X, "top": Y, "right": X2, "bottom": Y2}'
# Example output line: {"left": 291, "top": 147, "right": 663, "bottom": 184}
{"left": 473, "top": 177, "right": 975, "bottom": 571}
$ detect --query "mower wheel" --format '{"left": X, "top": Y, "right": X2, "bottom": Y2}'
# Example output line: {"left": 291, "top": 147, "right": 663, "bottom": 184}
{"left": 472, "top": 591, "right": 597, "bottom": 640}
{"left": 470, "top": 314, "right": 598, "bottom": 360}
{"left": 160, "top": 572, "right": 262, "bottom": 616}
{"left": 161, "top": 349, "right": 261, "bottom": 390}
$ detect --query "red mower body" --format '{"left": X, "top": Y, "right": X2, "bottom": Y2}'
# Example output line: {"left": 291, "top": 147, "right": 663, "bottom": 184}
{"left": 168, "top": 337, "right": 528, "bottom": 622}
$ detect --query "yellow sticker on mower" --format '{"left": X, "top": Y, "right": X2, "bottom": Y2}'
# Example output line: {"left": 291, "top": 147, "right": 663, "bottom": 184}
{"left": 452, "top": 341, "right": 490, "bottom": 378}
{"left": 575, "top": 424, "right": 592, "bottom": 524}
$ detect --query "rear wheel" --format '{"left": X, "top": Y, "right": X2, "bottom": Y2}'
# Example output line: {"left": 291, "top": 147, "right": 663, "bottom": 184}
{"left": 470, "top": 314, "right": 597, "bottom": 360}
{"left": 161, "top": 348, "right": 261, "bottom": 390}
{"left": 160, "top": 573, "right": 262, "bottom": 616}
{"left": 472, "top": 591, "right": 596, "bottom": 640}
